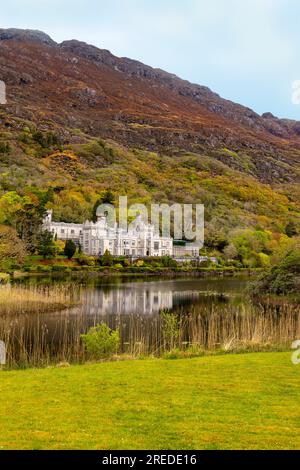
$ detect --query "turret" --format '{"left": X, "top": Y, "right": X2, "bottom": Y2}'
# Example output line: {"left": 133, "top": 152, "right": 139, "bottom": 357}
{"left": 44, "top": 209, "right": 53, "bottom": 224}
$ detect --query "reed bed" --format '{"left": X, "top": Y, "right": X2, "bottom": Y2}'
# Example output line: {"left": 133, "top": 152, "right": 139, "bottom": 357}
{"left": 1, "top": 294, "right": 299, "bottom": 369}
{"left": 181, "top": 302, "right": 300, "bottom": 352}
{"left": 0, "top": 284, "right": 76, "bottom": 315}
{"left": 115, "top": 302, "right": 300, "bottom": 356}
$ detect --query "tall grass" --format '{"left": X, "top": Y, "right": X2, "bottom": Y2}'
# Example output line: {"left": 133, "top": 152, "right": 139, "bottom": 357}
{"left": 0, "top": 284, "right": 81, "bottom": 368}
{"left": 1, "top": 293, "right": 299, "bottom": 368}
{"left": 0, "top": 284, "right": 75, "bottom": 315}
{"left": 116, "top": 302, "right": 300, "bottom": 356}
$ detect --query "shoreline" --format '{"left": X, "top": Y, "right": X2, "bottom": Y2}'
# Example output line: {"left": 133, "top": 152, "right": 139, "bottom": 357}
{"left": 10, "top": 266, "right": 261, "bottom": 280}
{"left": 0, "top": 347, "right": 293, "bottom": 373}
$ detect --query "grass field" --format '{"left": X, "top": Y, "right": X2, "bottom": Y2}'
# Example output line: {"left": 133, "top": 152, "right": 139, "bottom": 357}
{"left": 0, "top": 352, "right": 300, "bottom": 450}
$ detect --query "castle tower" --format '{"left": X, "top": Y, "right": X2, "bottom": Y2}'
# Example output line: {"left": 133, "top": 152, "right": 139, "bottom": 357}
{"left": 44, "top": 209, "right": 53, "bottom": 224}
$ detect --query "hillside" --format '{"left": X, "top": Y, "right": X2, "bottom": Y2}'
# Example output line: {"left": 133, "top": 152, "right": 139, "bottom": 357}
{"left": 0, "top": 28, "right": 299, "bottom": 249}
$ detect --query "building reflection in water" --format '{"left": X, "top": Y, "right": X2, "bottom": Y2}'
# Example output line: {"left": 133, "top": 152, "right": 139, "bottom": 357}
{"left": 80, "top": 284, "right": 210, "bottom": 316}
{"left": 4, "top": 278, "right": 300, "bottom": 367}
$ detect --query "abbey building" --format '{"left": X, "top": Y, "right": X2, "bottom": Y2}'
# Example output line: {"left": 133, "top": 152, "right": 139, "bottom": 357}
{"left": 43, "top": 209, "right": 173, "bottom": 257}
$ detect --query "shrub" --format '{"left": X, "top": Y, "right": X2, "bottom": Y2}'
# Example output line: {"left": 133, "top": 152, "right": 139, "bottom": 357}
{"left": 36, "top": 265, "right": 52, "bottom": 272}
{"left": 18, "top": 132, "right": 32, "bottom": 144}
{"left": 135, "top": 259, "right": 144, "bottom": 267}
{"left": 160, "top": 309, "right": 182, "bottom": 350}
{"left": 10, "top": 264, "right": 21, "bottom": 270}
{"left": 161, "top": 256, "right": 178, "bottom": 268}
{"left": 51, "top": 265, "right": 68, "bottom": 272}
{"left": 81, "top": 323, "right": 120, "bottom": 359}
{"left": 23, "top": 265, "right": 35, "bottom": 272}
{"left": 77, "top": 254, "right": 96, "bottom": 266}
{"left": 0, "top": 142, "right": 11, "bottom": 154}
{"left": 32, "top": 130, "right": 59, "bottom": 148}
{"left": 64, "top": 239, "right": 77, "bottom": 259}
{"left": 100, "top": 249, "right": 113, "bottom": 267}
{"left": 0, "top": 272, "right": 10, "bottom": 284}
{"left": 250, "top": 247, "right": 300, "bottom": 296}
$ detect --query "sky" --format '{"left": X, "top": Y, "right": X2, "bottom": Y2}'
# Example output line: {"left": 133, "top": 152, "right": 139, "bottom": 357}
{"left": 2, "top": 0, "right": 300, "bottom": 119}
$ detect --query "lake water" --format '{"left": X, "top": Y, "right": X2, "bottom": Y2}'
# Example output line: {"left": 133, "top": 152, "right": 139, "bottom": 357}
{"left": 69, "top": 276, "right": 247, "bottom": 316}
{"left": 2, "top": 275, "right": 300, "bottom": 367}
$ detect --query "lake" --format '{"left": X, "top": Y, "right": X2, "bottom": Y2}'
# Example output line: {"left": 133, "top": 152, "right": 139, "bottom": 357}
{"left": 2, "top": 275, "right": 299, "bottom": 367}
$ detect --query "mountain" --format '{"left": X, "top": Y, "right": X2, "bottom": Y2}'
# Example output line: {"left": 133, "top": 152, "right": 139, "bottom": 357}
{"left": 0, "top": 28, "right": 299, "bottom": 238}
{"left": 1, "top": 28, "right": 300, "bottom": 183}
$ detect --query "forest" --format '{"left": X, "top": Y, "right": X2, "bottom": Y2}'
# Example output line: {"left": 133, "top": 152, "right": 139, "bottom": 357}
{"left": 0, "top": 112, "right": 299, "bottom": 290}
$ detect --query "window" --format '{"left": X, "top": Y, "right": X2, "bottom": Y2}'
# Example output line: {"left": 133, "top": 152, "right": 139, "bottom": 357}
{"left": 61, "top": 229, "right": 65, "bottom": 234}
{"left": 71, "top": 230, "right": 75, "bottom": 235}
{"left": 154, "top": 242, "right": 159, "bottom": 251}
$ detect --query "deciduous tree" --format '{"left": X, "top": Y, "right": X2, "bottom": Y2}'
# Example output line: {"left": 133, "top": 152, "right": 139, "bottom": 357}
{"left": 0, "top": 225, "right": 26, "bottom": 268}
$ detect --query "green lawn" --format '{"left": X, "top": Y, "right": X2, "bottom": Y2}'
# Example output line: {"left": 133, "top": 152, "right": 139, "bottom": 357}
{"left": 1, "top": 352, "right": 300, "bottom": 450}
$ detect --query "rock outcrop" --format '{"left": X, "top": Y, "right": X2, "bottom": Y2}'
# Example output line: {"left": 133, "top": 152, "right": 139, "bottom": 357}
{"left": 0, "top": 28, "right": 299, "bottom": 183}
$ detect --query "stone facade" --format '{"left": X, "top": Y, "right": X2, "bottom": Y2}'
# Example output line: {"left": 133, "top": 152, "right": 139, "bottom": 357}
{"left": 43, "top": 210, "right": 173, "bottom": 257}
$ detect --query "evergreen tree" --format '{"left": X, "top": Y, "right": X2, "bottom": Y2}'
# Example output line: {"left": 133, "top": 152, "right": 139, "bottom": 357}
{"left": 64, "top": 239, "right": 77, "bottom": 260}
{"left": 37, "top": 231, "right": 56, "bottom": 259}
{"left": 15, "top": 203, "right": 46, "bottom": 254}
{"left": 102, "top": 249, "right": 113, "bottom": 266}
